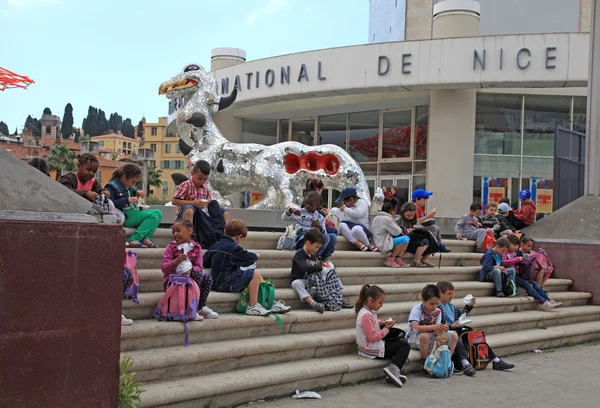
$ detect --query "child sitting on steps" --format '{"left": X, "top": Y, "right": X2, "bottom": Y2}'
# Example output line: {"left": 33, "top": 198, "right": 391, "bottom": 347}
{"left": 161, "top": 219, "right": 219, "bottom": 320}
{"left": 479, "top": 237, "right": 516, "bottom": 297}
{"left": 59, "top": 153, "right": 109, "bottom": 202}
{"left": 355, "top": 284, "right": 410, "bottom": 388}
{"left": 204, "top": 219, "right": 291, "bottom": 316}
{"left": 290, "top": 228, "right": 353, "bottom": 313}
{"left": 455, "top": 203, "right": 488, "bottom": 253}
{"left": 371, "top": 197, "right": 410, "bottom": 268}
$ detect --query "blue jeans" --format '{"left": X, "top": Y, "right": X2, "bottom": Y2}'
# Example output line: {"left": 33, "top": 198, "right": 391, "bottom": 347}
{"left": 515, "top": 274, "right": 550, "bottom": 304}
{"left": 297, "top": 230, "right": 337, "bottom": 260}
{"left": 484, "top": 268, "right": 516, "bottom": 292}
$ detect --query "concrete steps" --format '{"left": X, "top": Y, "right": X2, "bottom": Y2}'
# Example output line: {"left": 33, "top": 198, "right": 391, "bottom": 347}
{"left": 134, "top": 320, "right": 600, "bottom": 408}
{"left": 120, "top": 231, "right": 600, "bottom": 407}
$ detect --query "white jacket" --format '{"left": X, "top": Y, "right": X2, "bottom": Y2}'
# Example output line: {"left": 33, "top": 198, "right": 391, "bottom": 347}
{"left": 371, "top": 211, "right": 405, "bottom": 254}
{"left": 342, "top": 198, "right": 370, "bottom": 227}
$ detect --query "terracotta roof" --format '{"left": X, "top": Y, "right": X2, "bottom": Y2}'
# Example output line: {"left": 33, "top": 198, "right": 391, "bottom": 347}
{"left": 92, "top": 133, "right": 140, "bottom": 142}
{"left": 40, "top": 137, "right": 80, "bottom": 151}
{"left": 97, "top": 157, "right": 123, "bottom": 168}
{"left": 0, "top": 141, "right": 49, "bottom": 160}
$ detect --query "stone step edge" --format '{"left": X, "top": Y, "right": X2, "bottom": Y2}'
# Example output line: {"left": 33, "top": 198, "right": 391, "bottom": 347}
{"left": 121, "top": 304, "right": 600, "bottom": 341}
{"left": 122, "top": 306, "right": 600, "bottom": 368}
{"left": 137, "top": 321, "right": 600, "bottom": 407}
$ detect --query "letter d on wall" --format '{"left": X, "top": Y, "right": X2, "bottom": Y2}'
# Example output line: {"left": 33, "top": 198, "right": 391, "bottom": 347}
{"left": 378, "top": 56, "right": 390, "bottom": 75}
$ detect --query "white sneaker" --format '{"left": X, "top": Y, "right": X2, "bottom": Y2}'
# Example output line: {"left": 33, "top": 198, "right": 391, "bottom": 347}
{"left": 200, "top": 306, "right": 219, "bottom": 319}
{"left": 193, "top": 313, "right": 204, "bottom": 321}
{"left": 247, "top": 303, "right": 271, "bottom": 316}
{"left": 540, "top": 301, "right": 552, "bottom": 311}
{"left": 271, "top": 299, "right": 292, "bottom": 314}
{"left": 121, "top": 315, "right": 133, "bottom": 326}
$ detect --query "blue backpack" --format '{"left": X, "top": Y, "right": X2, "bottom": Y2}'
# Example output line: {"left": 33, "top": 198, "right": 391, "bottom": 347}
{"left": 424, "top": 344, "right": 454, "bottom": 378}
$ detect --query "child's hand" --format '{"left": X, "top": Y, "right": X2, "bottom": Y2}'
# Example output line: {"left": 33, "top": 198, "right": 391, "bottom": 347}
{"left": 288, "top": 207, "right": 301, "bottom": 215}
{"left": 128, "top": 197, "right": 139, "bottom": 205}
{"left": 101, "top": 189, "right": 111, "bottom": 197}
{"left": 136, "top": 190, "right": 145, "bottom": 198}
{"left": 339, "top": 205, "right": 345, "bottom": 212}
{"left": 172, "top": 254, "right": 188, "bottom": 266}
{"left": 428, "top": 209, "right": 437, "bottom": 217}
{"left": 518, "top": 257, "right": 524, "bottom": 262}
{"left": 321, "top": 208, "right": 329, "bottom": 216}
{"left": 384, "top": 319, "right": 395, "bottom": 329}
{"left": 256, "top": 253, "right": 261, "bottom": 260}
{"left": 84, "top": 191, "right": 98, "bottom": 201}
{"left": 471, "top": 297, "right": 477, "bottom": 306}
{"left": 184, "top": 268, "right": 192, "bottom": 275}
{"left": 310, "top": 219, "right": 321, "bottom": 229}
{"left": 456, "top": 234, "right": 461, "bottom": 239}
{"left": 499, "top": 266, "right": 506, "bottom": 272}
{"left": 451, "top": 321, "right": 463, "bottom": 329}
{"left": 193, "top": 200, "right": 208, "bottom": 209}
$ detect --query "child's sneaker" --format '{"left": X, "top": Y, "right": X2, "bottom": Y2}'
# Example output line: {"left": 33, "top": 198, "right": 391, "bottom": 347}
{"left": 496, "top": 292, "right": 505, "bottom": 297}
{"left": 383, "top": 364, "right": 405, "bottom": 388}
{"left": 475, "top": 246, "right": 486, "bottom": 253}
{"left": 193, "top": 313, "right": 204, "bottom": 321}
{"left": 384, "top": 257, "right": 401, "bottom": 268}
{"left": 394, "top": 258, "right": 411, "bottom": 268}
{"left": 121, "top": 315, "right": 133, "bottom": 326}
{"left": 492, "top": 359, "right": 515, "bottom": 370}
{"left": 462, "top": 364, "right": 477, "bottom": 377}
{"left": 200, "top": 306, "right": 219, "bottom": 319}
{"left": 550, "top": 299, "right": 562, "bottom": 307}
{"left": 311, "top": 301, "right": 325, "bottom": 313}
{"left": 270, "top": 300, "right": 292, "bottom": 314}
{"left": 540, "top": 301, "right": 552, "bottom": 311}
{"left": 247, "top": 303, "right": 271, "bottom": 316}
{"left": 341, "top": 298, "right": 354, "bottom": 309}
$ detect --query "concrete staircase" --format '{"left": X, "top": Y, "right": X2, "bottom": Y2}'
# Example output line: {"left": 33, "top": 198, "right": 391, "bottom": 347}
{"left": 122, "top": 230, "right": 600, "bottom": 408}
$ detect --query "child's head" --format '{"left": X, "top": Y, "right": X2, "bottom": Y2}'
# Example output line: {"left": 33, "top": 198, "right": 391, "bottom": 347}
{"left": 411, "top": 188, "right": 433, "bottom": 208}
{"left": 112, "top": 164, "right": 141, "bottom": 188}
{"left": 303, "top": 228, "right": 325, "bottom": 255}
{"left": 469, "top": 203, "right": 483, "bottom": 217}
{"left": 381, "top": 197, "right": 398, "bottom": 215}
{"left": 28, "top": 158, "right": 49, "bottom": 176}
{"left": 77, "top": 154, "right": 99, "bottom": 182}
{"left": 436, "top": 281, "right": 455, "bottom": 304}
{"left": 306, "top": 178, "right": 324, "bottom": 194}
{"left": 494, "top": 237, "right": 511, "bottom": 254}
{"left": 518, "top": 189, "right": 532, "bottom": 203}
{"left": 356, "top": 284, "right": 386, "bottom": 313}
{"left": 421, "top": 284, "right": 441, "bottom": 313}
{"left": 507, "top": 234, "right": 521, "bottom": 252}
{"left": 486, "top": 202, "right": 497, "bottom": 216}
{"left": 172, "top": 219, "right": 193, "bottom": 244}
{"left": 499, "top": 197, "right": 510, "bottom": 205}
{"left": 304, "top": 191, "right": 321, "bottom": 213}
{"left": 400, "top": 202, "right": 417, "bottom": 221}
{"left": 497, "top": 202, "right": 511, "bottom": 215}
{"left": 336, "top": 187, "right": 359, "bottom": 207}
{"left": 190, "top": 160, "right": 210, "bottom": 187}
{"left": 520, "top": 236, "right": 535, "bottom": 253}
{"left": 224, "top": 219, "right": 248, "bottom": 239}
{"left": 390, "top": 185, "right": 397, "bottom": 194}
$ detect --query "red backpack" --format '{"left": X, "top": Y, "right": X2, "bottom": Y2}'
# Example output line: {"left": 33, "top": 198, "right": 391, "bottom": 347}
{"left": 154, "top": 275, "right": 201, "bottom": 347}
{"left": 522, "top": 249, "right": 554, "bottom": 282}
{"left": 482, "top": 231, "right": 496, "bottom": 251}
{"left": 460, "top": 330, "right": 491, "bottom": 370}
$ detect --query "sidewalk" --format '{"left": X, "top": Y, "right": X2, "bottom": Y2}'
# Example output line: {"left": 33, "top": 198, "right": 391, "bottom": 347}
{"left": 249, "top": 344, "right": 600, "bottom": 408}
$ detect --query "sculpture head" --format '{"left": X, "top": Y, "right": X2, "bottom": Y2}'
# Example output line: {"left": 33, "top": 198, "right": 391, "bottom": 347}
{"left": 159, "top": 63, "right": 237, "bottom": 148}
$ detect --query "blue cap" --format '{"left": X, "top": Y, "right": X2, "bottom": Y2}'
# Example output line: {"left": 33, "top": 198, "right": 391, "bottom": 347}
{"left": 411, "top": 189, "right": 433, "bottom": 200}
{"left": 518, "top": 189, "right": 531, "bottom": 200}
{"left": 336, "top": 187, "right": 357, "bottom": 204}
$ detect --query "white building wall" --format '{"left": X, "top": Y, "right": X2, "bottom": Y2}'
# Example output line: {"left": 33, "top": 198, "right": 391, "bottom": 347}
{"left": 368, "top": 0, "right": 407, "bottom": 43}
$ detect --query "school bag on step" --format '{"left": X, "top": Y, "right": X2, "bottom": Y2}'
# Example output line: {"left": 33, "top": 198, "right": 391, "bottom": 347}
{"left": 277, "top": 224, "right": 297, "bottom": 250}
{"left": 501, "top": 271, "right": 517, "bottom": 297}
{"left": 154, "top": 274, "right": 201, "bottom": 347}
{"left": 424, "top": 343, "right": 454, "bottom": 378}
{"left": 522, "top": 249, "right": 554, "bottom": 282}
{"left": 460, "top": 330, "right": 491, "bottom": 370}
{"left": 306, "top": 263, "right": 343, "bottom": 311}
{"left": 123, "top": 250, "right": 140, "bottom": 303}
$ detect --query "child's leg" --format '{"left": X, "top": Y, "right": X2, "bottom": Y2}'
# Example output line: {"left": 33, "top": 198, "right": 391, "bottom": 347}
{"left": 532, "top": 281, "right": 551, "bottom": 302}
{"left": 536, "top": 269, "right": 544, "bottom": 287}
{"left": 391, "top": 236, "right": 409, "bottom": 258}
{"left": 123, "top": 268, "right": 133, "bottom": 296}
{"left": 351, "top": 225, "right": 370, "bottom": 246}
{"left": 291, "top": 279, "right": 312, "bottom": 303}
{"left": 486, "top": 268, "right": 503, "bottom": 293}
{"left": 248, "top": 270, "right": 264, "bottom": 306}
{"left": 315, "top": 232, "right": 331, "bottom": 258}
{"left": 419, "top": 333, "right": 430, "bottom": 359}
{"left": 125, "top": 209, "right": 162, "bottom": 243}
{"left": 448, "top": 330, "right": 458, "bottom": 354}
{"left": 320, "top": 233, "right": 337, "bottom": 260}
{"left": 190, "top": 269, "right": 213, "bottom": 308}
{"left": 383, "top": 339, "right": 411, "bottom": 370}
{"left": 413, "top": 244, "right": 428, "bottom": 263}
{"left": 340, "top": 223, "right": 361, "bottom": 249}
{"left": 505, "top": 267, "right": 516, "bottom": 282}
{"left": 180, "top": 204, "right": 195, "bottom": 225}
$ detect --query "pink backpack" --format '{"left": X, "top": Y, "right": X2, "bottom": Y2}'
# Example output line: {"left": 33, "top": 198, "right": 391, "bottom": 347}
{"left": 154, "top": 274, "right": 201, "bottom": 347}
{"left": 532, "top": 249, "right": 554, "bottom": 281}
{"left": 124, "top": 250, "right": 140, "bottom": 303}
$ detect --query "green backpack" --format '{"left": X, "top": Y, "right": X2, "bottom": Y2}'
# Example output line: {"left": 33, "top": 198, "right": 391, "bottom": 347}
{"left": 236, "top": 280, "right": 275, "bottom": 313}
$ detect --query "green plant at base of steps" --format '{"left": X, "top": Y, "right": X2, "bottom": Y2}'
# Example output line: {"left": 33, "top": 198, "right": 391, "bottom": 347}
{"left": 119, "top": 357, "right": 144, "bottom": 408}
{"left": 456, "top": 256, "right": 466, "bottom": 267}
{"left": 537, "top": 319, "right": 548, "bottom": 329}
{"left": 513, "top": 305, "right": 519, "bottom": 312}
{"left": 203, "top": 401, "right": 220, "bottom": 408}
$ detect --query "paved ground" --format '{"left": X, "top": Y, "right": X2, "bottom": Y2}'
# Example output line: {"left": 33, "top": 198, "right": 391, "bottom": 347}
{"left": 249, "top": 344, "right": 600, "bottom": 408}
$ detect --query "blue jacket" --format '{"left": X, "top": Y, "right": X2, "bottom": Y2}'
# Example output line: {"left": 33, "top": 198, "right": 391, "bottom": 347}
{"left": 203, "top": 235, "right": 258, "bottom": 292}
{"left": 479, "top": 248, "right": 502, "bottom": 281}
{"left": 104, "top": 178, "right": 139, "bottom": 210}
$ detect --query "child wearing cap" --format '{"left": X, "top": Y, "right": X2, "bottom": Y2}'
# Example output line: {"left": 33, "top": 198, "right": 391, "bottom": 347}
{"left": 412, "top": 189, "right": 450, "bottom": 253}
{"left": 336, "top": 187, "right": 378, "bottom": 252}
{"left": 513, "top": 189, "right": 536, "bottom": 229}
{"left": 496, "top": 202, "right": 516, "bottom": 238}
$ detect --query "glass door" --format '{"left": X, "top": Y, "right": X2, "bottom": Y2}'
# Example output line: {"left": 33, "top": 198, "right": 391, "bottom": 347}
{"left": 379, "top": 176, "right": 411, "bottom": 208}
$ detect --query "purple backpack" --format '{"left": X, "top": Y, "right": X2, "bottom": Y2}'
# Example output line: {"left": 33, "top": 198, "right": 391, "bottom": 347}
{"left": 123, "top": 250, "right": 139, "bottom": 303}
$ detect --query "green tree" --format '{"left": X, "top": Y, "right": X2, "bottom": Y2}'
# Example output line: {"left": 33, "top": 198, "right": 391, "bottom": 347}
{"left": 147, "top": 163, "right": 163, "bottom": 192}
{"left": 0, "top": 121, "right": 9, "bottom": 136}
{"left": 61, "top": 103, "right": 74, "bottom": 139}
{"left": 137, "top": 120, "right": 144, "bottom": 138}
{"left": 47, "top": 143, "right": 77, "bottom": 180}
{"left": 12, "top": 127, "right": 18, "bottom": 136}
{"left": 43, "top": 107, "right": 52, "bottom": 115}
{"left": 122, "top": 118, "right": 135, "bottom": 138}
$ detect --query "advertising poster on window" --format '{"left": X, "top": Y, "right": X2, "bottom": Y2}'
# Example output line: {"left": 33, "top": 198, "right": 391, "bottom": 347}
{"left": 487, "top": 187, "right": 505, "bottom": 205}
{"left": 536, "top": 188, "right": 553, "bottom": 214}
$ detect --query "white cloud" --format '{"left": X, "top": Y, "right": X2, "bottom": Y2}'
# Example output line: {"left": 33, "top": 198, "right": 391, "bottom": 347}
{"left": 247, "top": 0, "right": 288, "bottom": 28}
{"left": 8, "top": 0, "right": 59, "bottom": 7}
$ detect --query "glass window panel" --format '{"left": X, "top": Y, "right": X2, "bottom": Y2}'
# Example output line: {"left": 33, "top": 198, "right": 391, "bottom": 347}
{"left": 359, "top": 163, "right": 378, "bottom": 176}
{"left": 318, "top": 114, "right": 347, "bottom": 150}
{"left": 472, "top": 176, "right": 482, "bottom": 205}
{"left": 523, "top": 95, "right": 571, "bottom": 156}
{"left": 413, "top": 175, "right": 426, "bottom": 192}
{"left": 379, "top": 162, "right": 412, "bottom": 176}
{"left": 474, "top": 155, "right": 521, "bottom": 178}
{"left": 522, "top": 157, "right": 553, "bottom": 178}
{"left": 413, "top": 161, "right": 427, "bottom": 175}
{"left": 348, "top": 111, "right": 379, "bottom": 162}
{"left": 279, "top": 120, "right": 289, "bottom": 142}
{"left": 242, "top": 119, "right": 278, "bottom": 145}
{"left": 291, "top": 119, "right": 315, "bottom": 146}
{"left": 573, "top": 96, "right": 587, "bottom": 133}
{"left": 382, "top": 110, "right": 411, "bottom": 159}
{"left": 475, "top": 93, "right": 522, "bottom": 155}
{"left": 415, "top": 105, "right": 428, "bottom": 159}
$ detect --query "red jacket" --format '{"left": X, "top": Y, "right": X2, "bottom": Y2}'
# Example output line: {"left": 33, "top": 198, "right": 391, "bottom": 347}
{"left": 515, "top": 201, "right": 536, "bottom": 225}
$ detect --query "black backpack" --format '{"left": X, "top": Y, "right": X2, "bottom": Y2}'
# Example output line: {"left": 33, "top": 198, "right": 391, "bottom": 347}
{"left": 501, "top": 271, "right": 516, "bottom": 297}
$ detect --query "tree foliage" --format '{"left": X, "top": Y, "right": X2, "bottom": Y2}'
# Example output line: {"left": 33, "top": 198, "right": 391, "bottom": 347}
{"left": 43, "top": 107, "right": 52, "bottom": 115}
{"left": 0, "top": 121, "right": 9, "bottom": 136}
{"left": 122, "top": 118, "right": 135, "bottom": 138}
{"left": 137, "top": 120, "right": 144, "bottom": 138}
{"left": 61, "top": 103, "right": 74, "bottom": 139}
{"left": 47, "top": 143, "right": 77, "bottom": 180}
{"left": 24, "top": 115, "right": 41, "bottom": 137}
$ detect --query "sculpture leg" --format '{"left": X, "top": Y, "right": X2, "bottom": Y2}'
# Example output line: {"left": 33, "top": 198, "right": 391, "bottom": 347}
{"left": 250, "top": 186, "right": 294, "bottom": 210}
{"left": 207, "top": 182, "right": 232, "bottom": 208}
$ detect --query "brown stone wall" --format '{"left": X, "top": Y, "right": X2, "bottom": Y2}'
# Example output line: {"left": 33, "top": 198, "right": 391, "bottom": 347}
{"left": 0, "top": 220, "right": 125, "bottom": 408}
{"left": 537, "top": 240, "right": 600, "bottom": 305}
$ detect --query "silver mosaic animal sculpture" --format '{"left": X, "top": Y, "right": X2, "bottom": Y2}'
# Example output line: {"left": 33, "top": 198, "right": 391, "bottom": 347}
{"left": 159, "top": 64, "right": 371, "bottom": 209}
